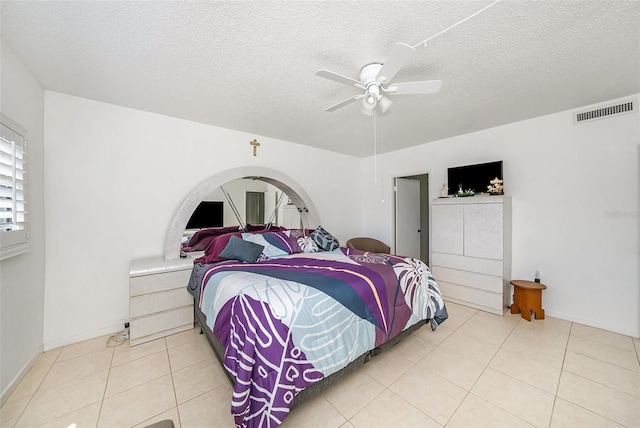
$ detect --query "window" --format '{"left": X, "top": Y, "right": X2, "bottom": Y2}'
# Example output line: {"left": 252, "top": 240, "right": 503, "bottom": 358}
{"left": 0, "top": 114, "right": 28, "bottom": 260}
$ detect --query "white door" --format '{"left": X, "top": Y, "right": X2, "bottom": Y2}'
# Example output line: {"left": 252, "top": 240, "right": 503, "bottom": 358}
{"left": 395, "top": 178, "right": 421, "bottom": 259}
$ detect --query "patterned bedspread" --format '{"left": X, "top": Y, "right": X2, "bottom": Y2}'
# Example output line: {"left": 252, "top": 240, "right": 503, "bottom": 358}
{"left": 187, "top": 247, "right": 448, "bottom": 428}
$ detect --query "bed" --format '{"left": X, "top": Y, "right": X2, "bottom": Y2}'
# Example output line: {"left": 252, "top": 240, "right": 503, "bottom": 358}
{"left": 185, "top": 227, "right": 448, "bottom": 428}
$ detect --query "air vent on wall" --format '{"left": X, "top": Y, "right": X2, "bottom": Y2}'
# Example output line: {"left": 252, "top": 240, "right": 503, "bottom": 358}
{"left": 574, "top": 98, "right": 637, "bottom": 124}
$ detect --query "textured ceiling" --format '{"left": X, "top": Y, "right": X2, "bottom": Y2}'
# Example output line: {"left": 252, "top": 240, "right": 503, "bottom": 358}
{"left": 2, "top": 1, "right": 639, "bottom": 157}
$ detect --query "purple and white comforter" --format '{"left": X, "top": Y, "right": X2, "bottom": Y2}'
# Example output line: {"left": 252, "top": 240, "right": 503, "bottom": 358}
{"left": 187, "top": 247, "right": 447, "bottom": 427}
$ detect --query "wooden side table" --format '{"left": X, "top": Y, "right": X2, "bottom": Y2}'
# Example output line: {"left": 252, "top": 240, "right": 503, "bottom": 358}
{"left": 510, "top": 280, "right": 546, "bottom": 321}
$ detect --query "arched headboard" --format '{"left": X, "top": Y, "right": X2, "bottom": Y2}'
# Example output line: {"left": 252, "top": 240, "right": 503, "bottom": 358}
{"left": 164, "top": 166, "right": 320, "bottom": 259}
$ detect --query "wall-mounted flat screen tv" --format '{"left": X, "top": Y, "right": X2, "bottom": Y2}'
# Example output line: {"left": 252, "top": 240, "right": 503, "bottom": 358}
{"left": 186, "top": 201, "right": 224, "bottom": 229}
{"left": 447, "top": 161, "right": 503, "bottom": 195}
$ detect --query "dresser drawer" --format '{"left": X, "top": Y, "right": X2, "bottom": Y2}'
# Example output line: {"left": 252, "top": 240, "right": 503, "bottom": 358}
{"left": 129, "top": 269, "right": 192, "bottom": 297}
{"left": 432, "top": 252, "right": 503, "bottom": 276}
{"left": 130, "top": 288, "right": 193, "bottom": 318}
{"left": 437, "top": 281, "right": 504, "bottom": 313}
{"left": 431, "top": 266, "right": 502, "bottom": 293}
{"left": 130, "top": 305, "right": 193, "bottom": 340}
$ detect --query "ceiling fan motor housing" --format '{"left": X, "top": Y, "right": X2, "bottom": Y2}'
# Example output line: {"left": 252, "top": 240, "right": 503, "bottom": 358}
{"left": 359, "top": 63, "right": 384, "bottom": 85}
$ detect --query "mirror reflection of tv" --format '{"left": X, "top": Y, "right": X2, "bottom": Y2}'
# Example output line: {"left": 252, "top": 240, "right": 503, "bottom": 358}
{"left": 447, "top": 161, "right": 503, "bottom": 195}
{"left": 186, "top": 201, "right": 224, "bottom": 229}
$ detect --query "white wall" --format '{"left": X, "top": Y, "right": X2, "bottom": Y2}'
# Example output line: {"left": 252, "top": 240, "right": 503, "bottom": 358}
{"left": 0, "top": 42, "right": 46, "bottom": 400}
{"left": 362, "top": 95, "right": 640, "bottom": 337}
{"left": 43, "top": 92, "right": 362, "bottom": 349}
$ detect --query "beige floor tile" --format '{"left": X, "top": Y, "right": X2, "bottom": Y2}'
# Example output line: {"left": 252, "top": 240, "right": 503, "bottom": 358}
{"left": 387, "top": 332, "right": 436, "bottom": 364}
{"left": 40, "top": 347, "right": 113, "bottom": 389}
{"left": 361, "top": 345, "right": 413, "bottom": 387}
{"left": 167, "top": 335, "right": 216, "bottom": 372}
{"left": 172, "top": 358, "right": 229, "bottom": 404}
{"left": 502, "top": 332, "right": 567, "bottom": 368}
{"left": 350, "top": 389, "right": 441, "bottom": 428}
{"left": 178, "top": 384, "right": 235, "bottom": 428}
{"left": 417, "top": 346, "right": 485, "bottom": 390}
{"left": 56, "top": 334, "right": 113, "bottom": 362}
{"left": 389, "top": 365, "right": 467, "bottom": 425}
{"left": 550, "top": 398, "right": 624, "bottom": 427}
{"left": 415, "top": 324, "right": 454, "bottom": 345}
{"left": 280, "top": 393, "right": 346, "bottom": 428}
{"left": 165, "top": 323, "right": 202, "bottom": 349}
{"left": 571, "top": 323, "right": 636, "bottom": 352}
{"left": 455, "top": 319, "right": 514, "bottom": 347}
{"left": 132, "top": 407, "right": 181, "bottom": 428}
{"left": 557, "top": 371, "right": 640, "bottom": 427}
{"left": 563, "top": 350, "right": 640, "bottom": 397}
{"left": 32, "top": 347, "right": 62, "bottom": 369}
{"left": 105, "top": 350, "right": 171, "bottom": 397}
{"left": 98, "top": 374, "right": 176, "bottom": 428}
{"left": 510, "top": 320, "right": 571, "bottom": 349}
{"left": 489, "top": 347, "right": 561, "bottom": 394}
{"left": 440, "top": 301, "right": 477, "bottom": 330}
{"left": 440, "top": 330, "right": 500, "bottom": 366}
{"left": 470, "top": 309, "right": 520, "bottom": 331}
{"left": 339, "top": 422, "right": 355, "bottom": 428}
{"left": 514, "top": 315, "right": 572, "bottom": 335}
{"left": 0, "top": 394, "right": 31, "bottom": 428}
{"left": 471, "top": 368, "right": 555, "bottom": 427}
{"left": 15, "top": 369, "right": 108, "bottom": 427}
{"left": 6, "top": 364, "right": 50, "bottom": 401}
{"left": 37, "top": 402, "right": 101, "bottom": 428}
{"left": 321, "top": 368, "right": 385, "bottom": 419}
{"left": 112, "top": 337, "right": 167, "bottom": 367}
{"left": 567, "top": 335, "right": 640, "bottom": 372}
{"left": 448, "top": 393, "right": 533, "bottom": 428}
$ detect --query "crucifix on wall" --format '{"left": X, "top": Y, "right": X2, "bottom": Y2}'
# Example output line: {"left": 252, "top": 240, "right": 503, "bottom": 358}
{"left": 250, "top": 139, "right": 260, "bottom": 156}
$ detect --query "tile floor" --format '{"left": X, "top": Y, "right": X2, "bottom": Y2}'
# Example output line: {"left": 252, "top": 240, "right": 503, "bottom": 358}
{"left": 2, "top": 301, "right": 639, "bottom": 428}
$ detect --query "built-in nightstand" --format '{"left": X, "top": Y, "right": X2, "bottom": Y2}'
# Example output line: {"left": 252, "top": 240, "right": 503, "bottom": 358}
{"left": 129, "top": 257, "right": 195, "bottom": 346}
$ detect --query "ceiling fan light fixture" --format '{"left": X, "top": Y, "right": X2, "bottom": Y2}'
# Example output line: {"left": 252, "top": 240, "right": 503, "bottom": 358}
{"left": 360, "top": 105, "right": 374, "bottom": 116}
{"left": 361, "top": 94, "right": 377, "bottom": 112}
{"left": 377, "top": 95, "right": 393, "bottom": 114}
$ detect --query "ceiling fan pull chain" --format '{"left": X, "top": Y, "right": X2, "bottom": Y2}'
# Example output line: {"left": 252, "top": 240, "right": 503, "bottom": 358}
{"left": 373, "top": 110, "right": 378, "bottom": 184}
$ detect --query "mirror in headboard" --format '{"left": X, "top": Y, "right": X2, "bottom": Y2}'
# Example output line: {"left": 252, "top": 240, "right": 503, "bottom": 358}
{"left": 185, "top": 178, "right": 303, "bottom": 235}
{"left": 165, "top": 166, "right": 320, "bottom": 259}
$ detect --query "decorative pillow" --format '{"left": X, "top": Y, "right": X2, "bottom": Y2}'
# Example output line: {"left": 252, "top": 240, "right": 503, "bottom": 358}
{"left": 219, "top": 235, "right": 265, "bottom": 263}
{"left": 297, "top": 235, "right": 319, "bottom": 253}
{"left": 283, "top": 228, "right": 318, "bottom": 253}
{"left": 182, "top": 225, "right": 240, "bottom": 252}
{"left": 194, "top": 232, "right": 242, "bottom": 264}
{"left": 242, "top": 232, "right": 293, "bottom": 258}
{"left": 311, "top": 226, "right": 340, "bottom": 251}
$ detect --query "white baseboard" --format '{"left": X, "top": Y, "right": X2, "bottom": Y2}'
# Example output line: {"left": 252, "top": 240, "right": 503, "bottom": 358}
{"left": 44, "top": 325, "right": 116, "bottom": 351}
{"left": 0, "top": 346, "right": 43, "bottom": 407}
{"left": 544, "top": 309, "right": 640, "bottom": 339}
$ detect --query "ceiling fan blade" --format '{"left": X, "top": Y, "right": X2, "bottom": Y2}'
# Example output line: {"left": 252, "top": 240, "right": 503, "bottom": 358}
{"left": 375, "top": 43, "right": 416, "bottom": 84}
{"left": 315, "top": 69, "right": 365, "bottom": 88}
{"left": 385, "top": 80, "right": 442, "bottom": 95}
{"left": 325, "top": 94, "right": 363, "bottom": 112}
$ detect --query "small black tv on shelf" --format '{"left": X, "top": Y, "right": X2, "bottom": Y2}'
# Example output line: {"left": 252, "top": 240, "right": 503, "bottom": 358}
{"left": 186, "top": 201, "right": 224, "bottom": 229}
{"left": 447, "top": 161, "right": 503, "bottom": 195}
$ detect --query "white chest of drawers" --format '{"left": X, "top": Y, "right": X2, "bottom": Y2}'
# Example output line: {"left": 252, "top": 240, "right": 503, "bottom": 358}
{"left": 129, "top": 256, "right": 195, "bottom": 346}
{"left": 431, "top": 196, "right": 512, "bottom": 315}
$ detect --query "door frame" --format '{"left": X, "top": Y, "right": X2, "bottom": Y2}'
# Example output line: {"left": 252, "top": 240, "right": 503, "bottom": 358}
{"left": 393, "top": 172, "right": 430, "bottom": 263}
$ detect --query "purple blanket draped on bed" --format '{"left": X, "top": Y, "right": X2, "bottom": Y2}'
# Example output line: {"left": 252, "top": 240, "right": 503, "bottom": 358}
{"left": 188, "top": 248, "right": 447, "bottom": 427}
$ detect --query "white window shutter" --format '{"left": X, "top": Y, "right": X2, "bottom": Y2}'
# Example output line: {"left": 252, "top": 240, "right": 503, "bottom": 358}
{"left": 0, "top": 114, "right": 28, "bottom": 260}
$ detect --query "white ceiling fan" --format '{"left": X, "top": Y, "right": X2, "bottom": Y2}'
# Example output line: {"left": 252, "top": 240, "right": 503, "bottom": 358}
{"left": 316, "top": 43, "right": 442, "bottom": 116}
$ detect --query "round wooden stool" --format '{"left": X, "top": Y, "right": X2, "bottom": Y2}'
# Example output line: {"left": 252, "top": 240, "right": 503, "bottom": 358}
{"left": 510, "top": 280, "right": 546, "bottom": 321}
